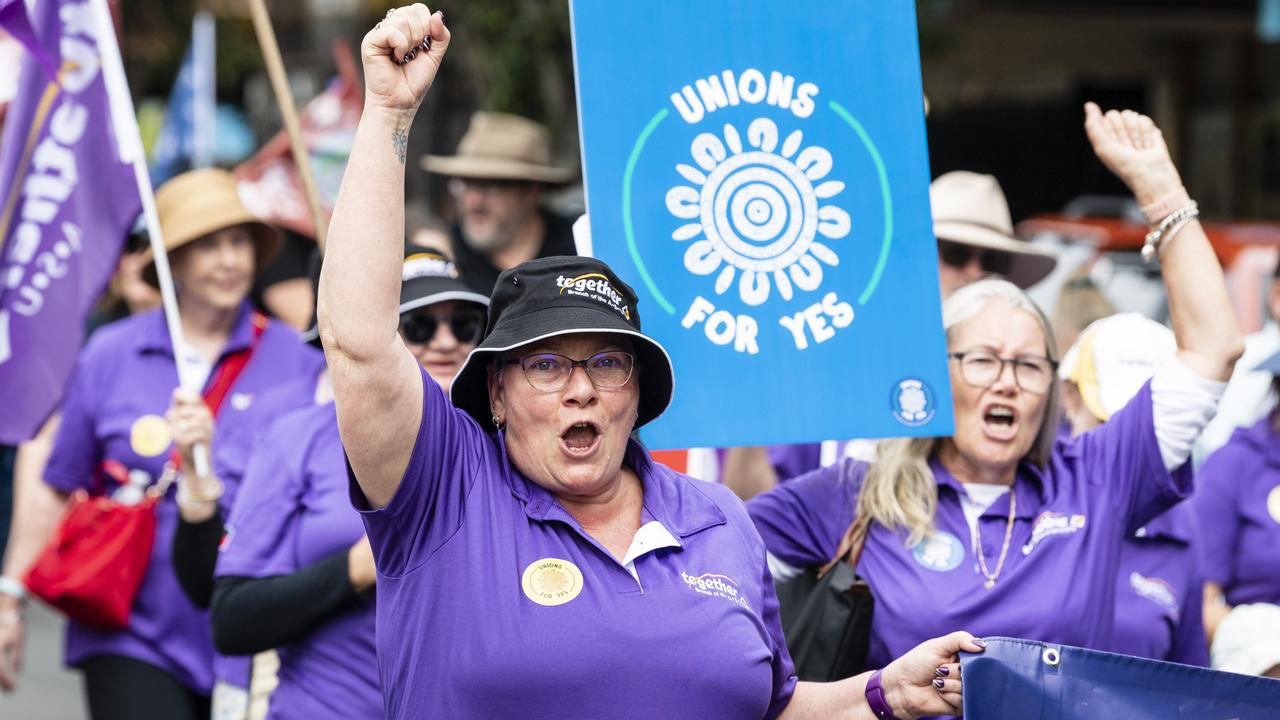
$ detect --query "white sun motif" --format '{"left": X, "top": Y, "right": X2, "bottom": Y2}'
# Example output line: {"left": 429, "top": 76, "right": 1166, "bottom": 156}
{"left": 665, "top": 118, "right": 851, "bottom": 306}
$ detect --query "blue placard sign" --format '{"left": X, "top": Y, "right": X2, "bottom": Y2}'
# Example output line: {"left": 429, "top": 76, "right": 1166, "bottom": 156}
{"left": 570, "top": 0, "right": 954, "bottom": 449}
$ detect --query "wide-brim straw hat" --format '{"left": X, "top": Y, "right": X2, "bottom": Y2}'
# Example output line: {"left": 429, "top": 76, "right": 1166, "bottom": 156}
{"left": 141, "top": 168, "right": 281, "bottom": 287}
{"left": 420, "top": 111, "right": 575, "bottom": 185}
{"left": 450, "top": 256, "right": 674, "bottom": 430}
{"left": 931, "top": 171, "right": 1057, "bottom": 289}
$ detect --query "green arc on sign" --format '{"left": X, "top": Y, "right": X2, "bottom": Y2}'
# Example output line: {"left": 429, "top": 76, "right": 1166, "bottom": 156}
{"left": 828, "top": 100, "right": 894, "bottom": 306}
{"left": 622, "top": 108, "right": 676, "bottom": 315}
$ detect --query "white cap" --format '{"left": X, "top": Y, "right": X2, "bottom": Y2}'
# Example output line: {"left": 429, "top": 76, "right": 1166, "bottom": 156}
{"left": 1212, "top": 603, "right": 1280, "bottom": 676}
{"left": 1058, "top": 313, "right": 1176, "bottom": 422}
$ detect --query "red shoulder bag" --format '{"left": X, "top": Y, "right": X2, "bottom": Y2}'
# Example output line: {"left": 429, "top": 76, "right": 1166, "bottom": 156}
{"left": 24, "top": 313, "right": 266, "bottom": 629}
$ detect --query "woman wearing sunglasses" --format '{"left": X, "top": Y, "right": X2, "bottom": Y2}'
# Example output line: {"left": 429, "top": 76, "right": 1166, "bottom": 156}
{"left": 748, "top": 104, "right": 1242, "bottom": 707}
{"left": 204, "top": 249, "right": 487, "bottom": 720}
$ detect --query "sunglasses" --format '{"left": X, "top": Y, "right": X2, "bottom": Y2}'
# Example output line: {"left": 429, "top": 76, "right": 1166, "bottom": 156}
{"left": 399, "top": 306, "right": 486, "bottom": 345}
{"left": 938, "top": 240, "right": 1013, "bottom": 276}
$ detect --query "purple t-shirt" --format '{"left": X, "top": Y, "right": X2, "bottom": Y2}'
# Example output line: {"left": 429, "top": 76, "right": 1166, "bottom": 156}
{"left": 1115, "top": 503, "right": 1207, "bottom": 665}
{"left": 43, "top": 304, "right": 323, "bottom": 692}
{"left": 1191, "top": 418, "right": 1280, "bottom": 606}
{"left": 210, "top": 373, "right": 322, "bottom": 691}
{"left": 748, "top": 381, "right": 1191, "bottom": 671}
{"left": 350, "top": 367, "right": 796, "bottom": 719}
{"left": 217, "top": 403, "right": 378, "bottom": 720}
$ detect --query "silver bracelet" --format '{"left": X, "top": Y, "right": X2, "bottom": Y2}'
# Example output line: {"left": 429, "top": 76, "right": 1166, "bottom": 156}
{"left": 0, "top": 575, "right": 27, "bottom": 604}
{"left": 1142, "top": 201, "right": 1199, "bottom": 263}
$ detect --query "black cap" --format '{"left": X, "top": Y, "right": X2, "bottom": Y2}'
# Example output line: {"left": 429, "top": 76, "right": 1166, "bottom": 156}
{"left": 398, "top": 248, "right": 490, "bottom": 313}
{"left": 302, "top": 248, "right": 487, "bottom": 345}
{"left": 449, "top": 255, "right": 674, "bottom": 429}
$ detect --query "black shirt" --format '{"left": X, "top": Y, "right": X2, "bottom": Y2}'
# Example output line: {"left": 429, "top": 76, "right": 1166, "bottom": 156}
{"left": 450, "top": 208, "right": 578, "bottom": 296}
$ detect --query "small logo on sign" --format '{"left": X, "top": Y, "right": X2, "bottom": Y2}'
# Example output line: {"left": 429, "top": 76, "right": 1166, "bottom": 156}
{"left": 911, "top": 531, "right": 964, "bottom": 572}
{"left": 521, "top": 558, "right": 584, "bottom": 607}
{"left": 129, "top": 415, "right": 172, "bottom": 457}
{"left": 891, "top": 378, "right": 935, "bottom": 427}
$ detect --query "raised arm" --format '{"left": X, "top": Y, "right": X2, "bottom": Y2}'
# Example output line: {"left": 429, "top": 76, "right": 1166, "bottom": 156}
{"left": 1084, "top": 103, "right": 1244, "bottom": 381}
{"left": 317, "top": 4, "right": 449, "bottom": 508}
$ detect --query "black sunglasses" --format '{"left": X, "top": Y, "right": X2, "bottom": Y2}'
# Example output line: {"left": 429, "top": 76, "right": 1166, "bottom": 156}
{"left": 399, "top": 306, "right": 486, "bottom": 345}
{"left": 938, "top": 240, "right": 1013, "bottom": 276}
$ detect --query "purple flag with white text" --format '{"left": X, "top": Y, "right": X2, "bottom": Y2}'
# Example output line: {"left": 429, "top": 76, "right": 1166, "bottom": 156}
{"left": 0, "top": 0, "right": 140, "bottom": 444}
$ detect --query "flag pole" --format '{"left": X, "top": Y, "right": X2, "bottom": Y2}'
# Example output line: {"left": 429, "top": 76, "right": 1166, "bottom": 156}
{"left": 91, "top": 0, "right": 211, "bottom": 477}
{"left": 245, "top": 0, "right": 329, "bottom": 253}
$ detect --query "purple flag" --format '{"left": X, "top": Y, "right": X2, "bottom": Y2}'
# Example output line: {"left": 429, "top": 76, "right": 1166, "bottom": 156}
{"left": 0, "top": 0, "right": 140, "bottom": 444}
{"left": 0, "top": 0, "right": 58, "bottom": 79}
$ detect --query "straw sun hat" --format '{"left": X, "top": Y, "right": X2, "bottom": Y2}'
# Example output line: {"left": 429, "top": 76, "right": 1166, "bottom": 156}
{"left": 140, "top": 168, "right": 281, "bottom": 287}
{"left": 420, "top": 111, "right": 575, "bottom": 184}
{"left": 930, "top": 171, "right": 1057, "bottom": 289}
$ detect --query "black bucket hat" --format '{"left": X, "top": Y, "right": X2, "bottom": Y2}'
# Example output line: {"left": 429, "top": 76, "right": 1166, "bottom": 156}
{"left": 302, "top": 247, "right": 488, "bottom": 344}
{"left": 450, "top": 256, "right": 675, "bottom": 429}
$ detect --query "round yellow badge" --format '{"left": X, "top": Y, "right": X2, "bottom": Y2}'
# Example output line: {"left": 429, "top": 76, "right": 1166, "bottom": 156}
{"left": 521, "top": 558, "right": 584, "bottom": 607}
{"left": 129, "top": 415, "right": 172, "bottom": 457}
{"left": 1268, "top": 485, "right": 1280, "bottom": 525}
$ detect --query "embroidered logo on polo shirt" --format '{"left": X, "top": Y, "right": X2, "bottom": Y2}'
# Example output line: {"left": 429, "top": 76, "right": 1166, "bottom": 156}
{"left": 1021, "top": 512, "right": 1086, "bottom": 555}
{"left": 230, "top": 392, "right": 254, "bottom": 411}
{"left": 521, "top": 558, "right": 584, "bottom": 607}
{"left": 129, "top": 415, "right": 172, "bottom": 457}
{"left": 1129, "top": 572, "right": 1179, "bottom": 619}
{"left": 556, "top": 273, "right": 632, "bottom": 320}
{"left": 680, "top": 571, "right": 750, "bottom": 610}
{"left": 1267, "top": 485, "right": 1280, "bottom": 525}
{"left": 910, "top": 531, "right": 964, "bottom": 572}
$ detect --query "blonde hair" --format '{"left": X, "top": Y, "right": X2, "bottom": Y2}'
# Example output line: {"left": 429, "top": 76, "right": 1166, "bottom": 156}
{"left": 859, "top": 279, "right": 1061, "bottom": 546}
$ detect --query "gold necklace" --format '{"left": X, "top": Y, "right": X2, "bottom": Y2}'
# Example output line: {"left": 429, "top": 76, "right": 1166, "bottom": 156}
{"left": 973, "top": 489, "right": 1016, "bottom": 590}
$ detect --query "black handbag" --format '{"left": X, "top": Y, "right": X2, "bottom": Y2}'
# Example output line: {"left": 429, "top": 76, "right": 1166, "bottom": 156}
{"left": 775, "top": 510, "right": 873, "bottom": 682}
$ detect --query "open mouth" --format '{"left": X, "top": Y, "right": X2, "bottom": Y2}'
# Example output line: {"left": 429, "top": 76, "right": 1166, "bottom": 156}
{"left": 560, "top": 421, "right": 601, "bottom": 456}
{"left": 982, "top": 405, "right": 1018, "bottom": 440}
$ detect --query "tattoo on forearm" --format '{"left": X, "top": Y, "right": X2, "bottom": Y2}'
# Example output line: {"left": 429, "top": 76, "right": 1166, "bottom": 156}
{"left": 392, "top": 125, "right": 408, "bottom": 164}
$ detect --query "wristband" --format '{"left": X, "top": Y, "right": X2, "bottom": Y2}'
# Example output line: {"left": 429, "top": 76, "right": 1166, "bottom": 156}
{"left": 0, "top": 575, "right": 27, "bottom": 604}
{"left": 1140, "top": 186, "right": 1192, "bottom": 225}
{"left": 865, "top": 669, "right": 901, "bottom": 720}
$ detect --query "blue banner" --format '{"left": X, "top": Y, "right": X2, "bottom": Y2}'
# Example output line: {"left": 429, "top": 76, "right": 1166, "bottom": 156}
{"left": 962, "top": 637, "right": 1280, "bottom": 719}
{"left": 570, "top": 0, "right": 953, "bottom": 449}
{"left": 150, "top": 12, "right": 215, "bottom": 184}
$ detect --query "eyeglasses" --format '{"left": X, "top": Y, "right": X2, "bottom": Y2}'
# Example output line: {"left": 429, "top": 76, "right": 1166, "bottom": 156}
{"left": 938, "top": 240, "right": 1013, "bottom": 276}
{"left": 504, "top": 351, "right": 636, "bottom": 392}
{"left": 948, "top": 350, "right": 1057, "bottom": 395}
{"left": 399, "top": 306, "right": 486, "bottom": 345}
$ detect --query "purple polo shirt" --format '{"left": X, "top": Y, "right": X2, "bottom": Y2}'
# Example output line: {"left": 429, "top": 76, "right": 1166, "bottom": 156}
{"left": 350, "top": 367, "right": 796, "bottom": 719}
{"left": 1191, "top": 418, "right": 1280, "bottom": 606}
{"left": 217, "top": 403, "right": 378, "bottom": 720}
{"left": 767, "top": 443, "right": 823, "bottom": 482}
{"left": 1115, "top": 503, "right": 1207, "bottom": 665}
{"left": 748, "top": 381, "right": 1191, "bottom": 671}
{"left": 43, "top": 303, "right": 323, "bottom": 692}
{"left": 210, "top": 372, "right": 323, "bottom": 692}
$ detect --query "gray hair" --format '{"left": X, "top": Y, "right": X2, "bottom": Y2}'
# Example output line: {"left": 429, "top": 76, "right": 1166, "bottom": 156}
{"left": 859, "top": 278, "right": 1060, "bottom": 545}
